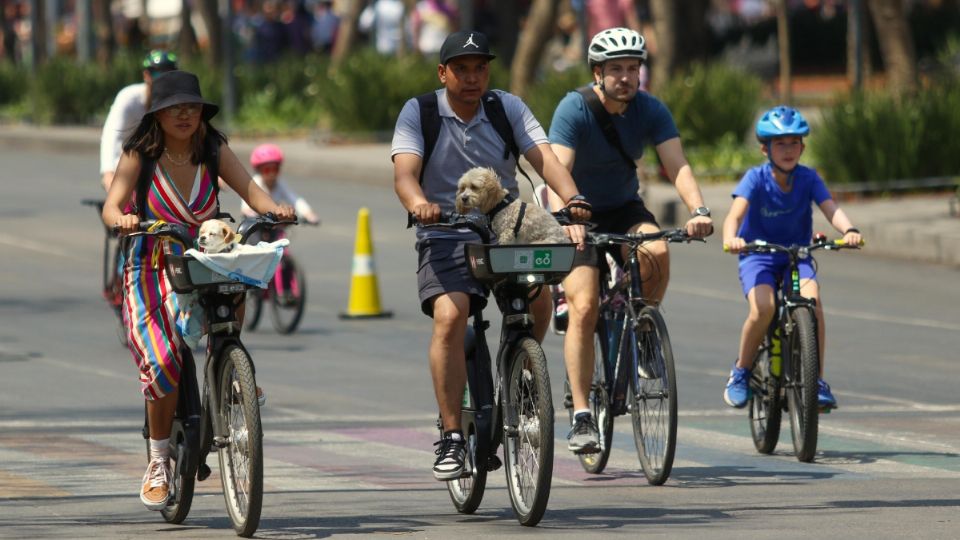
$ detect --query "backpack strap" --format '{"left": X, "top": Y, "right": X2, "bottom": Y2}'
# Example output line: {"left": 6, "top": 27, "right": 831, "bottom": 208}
{"left": 416, "top": 90, "right": 530, "bottom": 185}
{"left": 577, "top": 87, "right": 637, "bottom": 170}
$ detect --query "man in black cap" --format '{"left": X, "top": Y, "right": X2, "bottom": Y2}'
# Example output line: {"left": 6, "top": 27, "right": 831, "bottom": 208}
{"left": 392, "top": 30, "right": 592, "bottom": 480}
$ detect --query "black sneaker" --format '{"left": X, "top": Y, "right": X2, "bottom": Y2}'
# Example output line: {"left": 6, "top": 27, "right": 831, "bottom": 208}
{"left": 432, "top": 432, "right": 466, "bottom": 480}
{"left": 567, "top": 413, "right": 600, "bottom": 454}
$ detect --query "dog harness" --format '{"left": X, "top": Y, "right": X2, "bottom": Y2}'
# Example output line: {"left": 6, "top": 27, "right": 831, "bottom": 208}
{"left": 486, "top": 193, "right": 526, "bottom": 240}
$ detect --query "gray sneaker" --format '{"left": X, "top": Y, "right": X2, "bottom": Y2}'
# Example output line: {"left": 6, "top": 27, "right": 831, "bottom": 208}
{"left": 567, "top": 414, "right": 600, "bottom": 454}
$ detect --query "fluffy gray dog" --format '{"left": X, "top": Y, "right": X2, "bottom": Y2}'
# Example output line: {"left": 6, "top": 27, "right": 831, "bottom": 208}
{"left": 455, "top": 167, "right": 568, "bottom": 245}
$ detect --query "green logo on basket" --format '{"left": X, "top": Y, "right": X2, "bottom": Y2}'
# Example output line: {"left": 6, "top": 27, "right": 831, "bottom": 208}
{"left": 533, "top": 250, "right": 551, "bottom": 269}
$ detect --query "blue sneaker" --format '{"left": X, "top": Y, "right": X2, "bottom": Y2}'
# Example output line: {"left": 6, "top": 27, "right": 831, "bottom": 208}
{"left": 723, "top": 365, "right": 751, "bottom": 408}
{"left": 818, "top": 379, "right": 838, "bottom": 410}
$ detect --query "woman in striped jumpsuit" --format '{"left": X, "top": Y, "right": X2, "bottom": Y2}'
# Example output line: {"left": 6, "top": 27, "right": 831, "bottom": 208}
{"left": 101, "top": 71, "right": 295, "bottom": 510}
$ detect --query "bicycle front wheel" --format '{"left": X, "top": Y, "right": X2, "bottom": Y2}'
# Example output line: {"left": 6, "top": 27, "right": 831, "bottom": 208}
{"left": 271, "top": 256, "right": 306, "bottom": 334}
{"left": 502, "top": 337, "right": 553, "bottom": 527}
{"left": 217, "top": 346, "right": 263, "bottom": 537}
{"left": 786, "top": 307, "right": 819, "bottom": 462}
{"left": 629, "top": 306, "right": 677, "bottom": 486}
{"left": 749, "top": 333, "right": 782, "bottom": 454}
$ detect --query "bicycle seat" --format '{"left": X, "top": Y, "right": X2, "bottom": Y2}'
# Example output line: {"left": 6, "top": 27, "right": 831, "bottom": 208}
{"left": 465, "top": 243, "right": 576, "bottom": 286}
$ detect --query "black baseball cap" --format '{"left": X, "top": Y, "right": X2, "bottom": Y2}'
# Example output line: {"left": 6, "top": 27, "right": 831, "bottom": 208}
{"left": 439, "top": 31, "right": 496, "bottom": 65}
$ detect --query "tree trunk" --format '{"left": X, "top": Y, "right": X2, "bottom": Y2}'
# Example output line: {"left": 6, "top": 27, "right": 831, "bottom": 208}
{"left": 775, "top": 0, "right": 792, "bottom": 104}
{"left": 331, "top": 0, "right": 366, "bottom": 70}
{"left": 495, "top": 0, "right": 519, "bottom": 64}
{"left": 177, "top": 0, "right": 199, "bottom": 59}
{"left": 867, "top": 0, "right": 917, "bottom": 95}
{"left": 94, "top": 0, "right": 115, "bottom": 65}
{"left": 198, "top": 0, "right": 221, "bottom": 66}
{"left": 846, "top": 0, "right": 873, "bottom": 89}
{"left": 509, "top": 0, "right": 559, "bottom": 99}
{"left": 648, "top": 0, "right": 676, "bottom": 91}
{"left": 675, "top": 0, "right": 709, "bottom": 66}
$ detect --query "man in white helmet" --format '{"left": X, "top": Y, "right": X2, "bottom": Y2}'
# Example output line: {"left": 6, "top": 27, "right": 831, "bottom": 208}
{"left": 545, "top": 27, "right": 713, "bottom": 454}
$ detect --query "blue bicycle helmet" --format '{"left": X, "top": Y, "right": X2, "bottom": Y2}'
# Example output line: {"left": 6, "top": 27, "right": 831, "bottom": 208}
{"left": 755, "top": 106, "right": 809, "bottom": 142}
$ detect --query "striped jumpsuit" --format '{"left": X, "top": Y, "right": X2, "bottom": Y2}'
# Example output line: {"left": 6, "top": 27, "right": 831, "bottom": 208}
{"left": 123, "top": 162, "right": 218, "bottom": 400}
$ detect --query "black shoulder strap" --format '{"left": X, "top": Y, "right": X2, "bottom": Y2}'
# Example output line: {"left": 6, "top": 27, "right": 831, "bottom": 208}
{"left": 416, "top": 92, "right": 441, "bottom": 185}
{"left": 417, "top": 90, "right": 529, "bottom": 184}
{"left": 577, "top": 87, "right": 636, "bottom": 170}
{"left": 134, "top": 137, "right": 221, "bottom": 218}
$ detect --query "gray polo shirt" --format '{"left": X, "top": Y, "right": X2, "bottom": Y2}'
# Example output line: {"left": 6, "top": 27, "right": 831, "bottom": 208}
{"left": 392, "top": 88, "right": 548, "bottom": 213}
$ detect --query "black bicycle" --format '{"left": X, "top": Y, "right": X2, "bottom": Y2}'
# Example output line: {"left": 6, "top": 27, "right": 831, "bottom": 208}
{"left": 733, "top": 235, "right": 860, "bottom": 463}
{"left": 410, "top": 213, "right": 574, "bottom": 526}
{"left": 123, "top": 214, "right": 294, "bottom": 537}
{"left": 242, "top": 220, "right": 317, "bottom": 335}
{"left": 561, "top": 226, "right": 702, "bottom": 485}
{"left": 82, "top": 198, "right": 127, "bottom": 347}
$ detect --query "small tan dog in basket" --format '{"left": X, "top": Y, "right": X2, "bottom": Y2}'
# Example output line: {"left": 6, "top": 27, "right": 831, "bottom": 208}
{"left": 197, "top": 219, "right": 239, "bottom": 254}
{"left": 455, "top": 167, "right": 568, "bottom": 245}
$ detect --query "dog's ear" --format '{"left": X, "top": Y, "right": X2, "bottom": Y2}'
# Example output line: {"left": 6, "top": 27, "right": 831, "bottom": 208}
{"left": 222, "top": 225, "right": 236, "bottom": 244}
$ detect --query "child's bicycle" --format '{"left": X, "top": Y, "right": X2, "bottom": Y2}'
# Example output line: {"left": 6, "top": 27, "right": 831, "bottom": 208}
{"left": 564, "top": 224, "right": 703, "bottom": 485}
{"left": 729, "top": 234, "right": 861, "bottom": 463}
{"left": 241, "top": 220, "right": 317, "bottom": 334}
{"left": 123, "top": 214, "right": 295, "bottom": 537}
{"left": 82, "top": 198, "right": 127, "bottom": 346}
{"left": 409, "top": 212, "right": 575, "bottom": 526}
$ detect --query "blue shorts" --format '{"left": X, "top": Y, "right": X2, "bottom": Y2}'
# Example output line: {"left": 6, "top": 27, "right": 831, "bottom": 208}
{"left": 738, "top": 253, "right": 816, "bottom": 297}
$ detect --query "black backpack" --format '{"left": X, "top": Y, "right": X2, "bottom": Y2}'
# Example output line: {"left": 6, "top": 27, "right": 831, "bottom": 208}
{"left": 416, "top": 90, "right": 528, "bottom": 184}
{"left": 576, "top": 86, "right": 636, "bottom": 170}
{"left": 134, "top": 138, "right": 221, "bottom": 218}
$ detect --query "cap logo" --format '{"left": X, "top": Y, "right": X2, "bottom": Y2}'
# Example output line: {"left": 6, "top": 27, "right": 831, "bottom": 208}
{"left": 463, "top": 33, "right": 479, "bottom": 49}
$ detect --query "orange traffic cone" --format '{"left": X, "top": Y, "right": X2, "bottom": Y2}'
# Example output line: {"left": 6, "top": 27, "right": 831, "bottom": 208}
{"left": 339, "top": 207, "right": 393, "bottom": 319}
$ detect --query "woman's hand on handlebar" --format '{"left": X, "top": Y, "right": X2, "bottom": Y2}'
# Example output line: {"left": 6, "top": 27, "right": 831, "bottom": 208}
{"left": 272, "top": 204, "right": 296, "bottom": 222}
{"left": 114, "top": 214, "right": 141, "bottom": 236}
{"left": 412, "top": 202, "right": 442, "bottom": 225}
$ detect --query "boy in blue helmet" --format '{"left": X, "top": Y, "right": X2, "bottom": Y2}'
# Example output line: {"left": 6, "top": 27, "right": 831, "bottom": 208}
{"left": 721, "top": 106, "right": 863, "bottom": 409}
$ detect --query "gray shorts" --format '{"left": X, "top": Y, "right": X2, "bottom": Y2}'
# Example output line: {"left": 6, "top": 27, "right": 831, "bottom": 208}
{"left": 416, "top": 235, "right": 487, "bottom": 317}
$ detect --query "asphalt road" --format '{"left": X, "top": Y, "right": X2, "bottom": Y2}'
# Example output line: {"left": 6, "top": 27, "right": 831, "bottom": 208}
{"left": 0, "top": 146, "right": 958, "bottom": 539}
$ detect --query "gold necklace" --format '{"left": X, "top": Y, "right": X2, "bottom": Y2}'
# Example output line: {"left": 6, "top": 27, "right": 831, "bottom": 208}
{"left": 164, "top": 148, "right": 191, "bottom": 167}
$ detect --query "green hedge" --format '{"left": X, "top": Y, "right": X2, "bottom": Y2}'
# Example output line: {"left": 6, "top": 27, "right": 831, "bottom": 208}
{"left": 810, "top": 81, "right": 960, "bottom": 183}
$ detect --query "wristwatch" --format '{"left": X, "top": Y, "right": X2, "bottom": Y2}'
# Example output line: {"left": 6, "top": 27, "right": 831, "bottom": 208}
{"left": 691, "top": 206, "right": 711, "bottom": 217}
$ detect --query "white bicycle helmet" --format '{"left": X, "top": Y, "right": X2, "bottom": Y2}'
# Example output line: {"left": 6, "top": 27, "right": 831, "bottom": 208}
{"left": 588, "top": 27, "right": 647, "bottom": 66}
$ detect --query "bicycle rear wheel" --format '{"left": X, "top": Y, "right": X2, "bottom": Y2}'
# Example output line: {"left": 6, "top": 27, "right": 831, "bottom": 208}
{"left": 749, "top": 333, "right": 782, "bottom": 454}
{"left": 217, "top": 345, "right": 263, "bottom": 537}
{"left": 502, "top": 337, "right": 553, "bottom": 526}
{"left": 446, "top": 421, "right": 487, "bottom": 513}
{"left": 786, "top": 307, "right": 819, "bottom": 462}
{"left": 271, "top": 256, "right": 306, "bottom": 334}
{"left": 568, "top": 329, "right": 613, "bottom": 474}
{"left": 244, "top": 290, "right": 263, "bottom": 331}
{"left": 160, "top": 419, "right": 196, "bottom": 523}
{"left": 629, "top": 306, "right": 677, "bottom": 486}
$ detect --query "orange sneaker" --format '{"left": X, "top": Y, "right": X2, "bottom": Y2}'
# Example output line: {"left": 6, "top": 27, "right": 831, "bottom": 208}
{"left": 140, "top": 457, "right": 171, "bottom": 510}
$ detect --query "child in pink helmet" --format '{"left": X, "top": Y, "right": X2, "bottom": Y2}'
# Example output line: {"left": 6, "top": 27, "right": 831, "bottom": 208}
{"left": 243, "top": 143, "right": 320, "bottom": 224}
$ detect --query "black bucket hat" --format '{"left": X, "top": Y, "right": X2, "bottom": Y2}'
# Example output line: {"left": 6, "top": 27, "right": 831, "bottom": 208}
{"left": 147, "top": 70, "right": 219, "bottom": 120}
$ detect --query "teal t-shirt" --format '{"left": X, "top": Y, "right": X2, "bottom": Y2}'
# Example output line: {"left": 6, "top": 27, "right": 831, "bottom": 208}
{"left": 549, "top": 86, "right": 679, "bottom": 211}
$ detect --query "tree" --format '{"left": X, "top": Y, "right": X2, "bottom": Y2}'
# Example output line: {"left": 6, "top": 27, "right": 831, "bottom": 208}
{"left": 775, "top": 0, "right": 792, "bottom": 104}
{"left": 177, "top": 0, "right": 199, "bottom": 59}
{"left": 197, "top": 0, "right": 222, "bottom": 66}
{"left": 510, "top": 0, "right": 560, "bottom": 98}
{"left": 332, "top": 0, "right": 367, "bottom": 69}
{"left": 867, "top": 0, "right": 917, "bottom": 95}
{"left": 847, "top": 0, "right": 873, "bottom": 89}
{"left": 94, "top": 0, "right": 116, "bottom": 65}
{"left": 648, "top": 0, "right": 709, "bottom": 90}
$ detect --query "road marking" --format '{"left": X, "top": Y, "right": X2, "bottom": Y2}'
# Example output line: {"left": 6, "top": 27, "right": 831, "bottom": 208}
{"left": 670, "top": 284, "right": 960, "bottom": 331}
{"left": 0, "top": 232, "right": 83, "bottom": 262}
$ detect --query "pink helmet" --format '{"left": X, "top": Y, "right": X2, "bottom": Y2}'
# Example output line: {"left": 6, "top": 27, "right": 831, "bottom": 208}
{"left": 250, "top": 143, "right": 284, "bottom": 168}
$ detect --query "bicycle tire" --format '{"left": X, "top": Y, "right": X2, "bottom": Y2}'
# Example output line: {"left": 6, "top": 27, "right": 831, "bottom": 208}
{"left": 159, "top": 419, "right": 196, "bottom": 524}
{"left": 569, "top": 330, "right": 613, "bottom": 474}
{"left": 446, "top": 423, "right": 487, "bottom": 513}
{"left": 748, "top": 333, "right": 782, "bottom": 454}
{"left": 629, "top": 306, "right": 677, "bottom": 486}
{"left": 786, "top": 307, "right": 819, "bottom": 462}
{"left": 270, "top": 256, "right": 306, "bottom": 335}
{"left": 502, "top": 337, "right": 553, "bottom": 526}
{"left": 217, "top": 345, "right": 263, "bottom": 537}
{"left": 243, "top": 290, "right": 263, "bottom": 331}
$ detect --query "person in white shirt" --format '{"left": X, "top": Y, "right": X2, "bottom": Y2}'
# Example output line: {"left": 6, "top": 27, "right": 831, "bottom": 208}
{"left": 99, "top": 50, "right": 179, "bottom": 191}
{"left": 241, "top": 143, "right": 320, "bottom": 225}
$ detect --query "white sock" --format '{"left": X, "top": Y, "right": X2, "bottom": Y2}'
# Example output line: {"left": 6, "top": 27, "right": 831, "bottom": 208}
{"left": 574, "top": 408, "right": 591, "bottom": 419}
{"left": 149, "top": 438, "right": 170, "bottom": 461}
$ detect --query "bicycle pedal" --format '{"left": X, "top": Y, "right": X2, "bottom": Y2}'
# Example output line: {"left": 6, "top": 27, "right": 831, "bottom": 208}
{"left": 486, "top": 455, "right": 502, "bottom": 471}
{"left": 573, "top": 446, "right": 601, "bottom": 455}
{"left": 213, "top": 436, "right": 230, "bottom": 448}
{"left": 562, "top": 393, "right": 573, "bottom": 409}
{"left": 197, "top": 463, "right": 212, "bottom": 481}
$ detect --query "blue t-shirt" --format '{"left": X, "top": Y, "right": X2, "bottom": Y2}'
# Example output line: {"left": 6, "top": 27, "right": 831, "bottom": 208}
{"left": 549, "top": 86, "right": 679, "bottom": 211}
{"left": 733, "top": 163, "right": 832, "bottom": 247}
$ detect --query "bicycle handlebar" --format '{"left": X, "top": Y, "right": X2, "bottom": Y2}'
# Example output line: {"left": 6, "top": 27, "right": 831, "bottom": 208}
{"left": 407, "top": 211, "right": 494, "bottom": 243}
{"left": 724, "top": 237, "right": 865, "bottom": 255}
{"left": 114, "top": 214, "right": 297, "bottom": 246}
{"left": 589, "top": 228, "right": 705, "bottom": 247}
